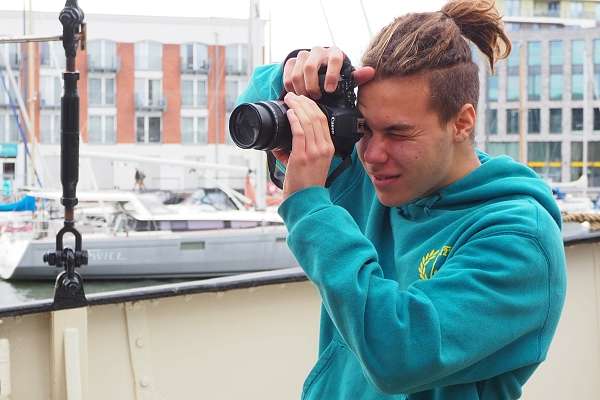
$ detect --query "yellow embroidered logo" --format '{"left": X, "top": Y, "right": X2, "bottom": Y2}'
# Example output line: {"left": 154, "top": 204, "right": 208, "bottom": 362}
{"left": 418, "top": 245, "right": 452, "bottom": 280}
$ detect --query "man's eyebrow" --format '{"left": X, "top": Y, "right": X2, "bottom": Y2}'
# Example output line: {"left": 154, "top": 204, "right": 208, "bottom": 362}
{"left": 384, "top": 122, "right": 415, "bottom": 131}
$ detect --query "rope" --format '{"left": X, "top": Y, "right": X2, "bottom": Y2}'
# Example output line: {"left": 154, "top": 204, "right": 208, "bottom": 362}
{"left": 562, "top": 212, "right": 600, "bottom": 231}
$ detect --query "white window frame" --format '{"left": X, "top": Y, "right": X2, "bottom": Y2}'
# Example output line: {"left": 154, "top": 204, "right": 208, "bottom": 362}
{"left": 40, "top": 111, "right": 61, "bottom": 144}
{"left": 135, "top": 41, "right": 162, "bottom": 71}
{"left": 0, "top": 43, "right": 20, "bottom": 70}
{"left": 180, "top": 43, "right": 209, "bottom": 72}
{"left": 88, "top": 75, "right": 116, "bottom": 107}
{"left": 135, "top": 75, "right": 163, "bottom": 108}
{"left": 39, "top": 42, "right": 65, "bottom": 69}
{"left": 88, "top": 113, "right": 116, "bottom": 144}
{"left": 225, "top": 77, "right": 246, "bottom": 111}
{"left": 136, "top": 114, "right": 162, "bottom": 144}
{"left": 39, "top": 74, "right": 62, "bottom": 107}
{"left": 88, "top": 39, "right": 117, "bottom": 70}
{"left": 226, "top": 44, "right": 248, "bottom": 74}
{"left": 0, "top": 112, "right": 20, "bottom": 143}
{"left": 181, "top": 115, "right": 208, "bottom": 144}
{"left": 181, "top": 77, "right": 208, "bottom": 109}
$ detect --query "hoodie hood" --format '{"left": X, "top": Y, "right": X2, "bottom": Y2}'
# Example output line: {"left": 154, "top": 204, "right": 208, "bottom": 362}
{"left": 397, "top": 151, "right": 561, "bottom": 227}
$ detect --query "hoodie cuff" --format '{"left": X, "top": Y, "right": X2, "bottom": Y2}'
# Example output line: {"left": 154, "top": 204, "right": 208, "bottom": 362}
{"left": 278, "top": 186, "right": 333, "bottom": 229}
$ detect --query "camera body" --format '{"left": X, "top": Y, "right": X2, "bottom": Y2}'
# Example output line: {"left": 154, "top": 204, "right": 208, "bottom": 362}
{"left": 228, "top": 57, "right": 364, "bottom": 159}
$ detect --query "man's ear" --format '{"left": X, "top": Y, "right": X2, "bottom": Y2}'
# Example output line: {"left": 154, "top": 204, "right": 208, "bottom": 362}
{"left": 452, "top": 104, "right": 476, "bottom": 143}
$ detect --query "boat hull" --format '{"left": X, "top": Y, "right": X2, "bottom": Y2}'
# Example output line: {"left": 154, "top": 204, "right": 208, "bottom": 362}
{"left": 0, "top": 226, "right": 297, "bottom": 280}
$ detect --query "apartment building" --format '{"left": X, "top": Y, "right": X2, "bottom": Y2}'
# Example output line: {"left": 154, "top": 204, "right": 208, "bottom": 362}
{"left": 475, "top": 0, "right": 600, "bottom": 188}
{"left": 0, "top": 11, "right": 265, "bottom": 193}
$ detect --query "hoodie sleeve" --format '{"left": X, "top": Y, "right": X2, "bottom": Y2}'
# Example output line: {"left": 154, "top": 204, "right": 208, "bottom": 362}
{"left": 236, "top": 63, "right": 284, "bottom": 104}
{"left": 278, "top": 186, "right": 564, "bottom": 395}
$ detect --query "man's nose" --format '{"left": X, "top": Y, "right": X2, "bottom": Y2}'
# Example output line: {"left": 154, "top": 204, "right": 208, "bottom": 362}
{"left": 363, "top": 134, "right": 388, "bottom": 164}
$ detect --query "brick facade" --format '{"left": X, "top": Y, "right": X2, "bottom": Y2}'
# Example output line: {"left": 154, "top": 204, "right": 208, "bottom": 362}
{"left": 162, "top": 44, "right": 181, "bottom": 144}
{"left": 116, "top": 43, "right": 135, "bottom": 143}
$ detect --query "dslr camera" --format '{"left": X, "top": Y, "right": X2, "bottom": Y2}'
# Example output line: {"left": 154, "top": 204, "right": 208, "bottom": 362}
{"left": 228, "top": 57, "right": 365, "bottom": 160}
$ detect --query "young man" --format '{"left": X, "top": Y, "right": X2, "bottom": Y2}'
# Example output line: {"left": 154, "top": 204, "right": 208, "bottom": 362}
{"left": 238, "top": 1, "right": 566, "bottom": 398}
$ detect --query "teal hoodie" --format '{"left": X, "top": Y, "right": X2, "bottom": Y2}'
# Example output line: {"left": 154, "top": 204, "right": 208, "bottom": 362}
{"left": 237, "top": 64, "right": 567, "bottom": 400}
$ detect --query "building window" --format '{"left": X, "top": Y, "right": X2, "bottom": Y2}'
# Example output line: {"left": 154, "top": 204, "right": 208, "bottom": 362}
{"left": 548, "top": 1, "right": 560, "bottom": 17}
{"left": 88, "top": 77, "right": 115, "bottom": 106}
{"left": 594, "top": 40, "right": 600, "bottom": 99}
{"left": 180, "top": 43, "right": 209, "bottom": 73}
{"left": 181, "top": 116, "right": 208, "bottom": 144}
{"left": 550, "top": 108, "right": 562, "bottom": 134}
{"left": 0, "top": 43, "right": 20, "bottom": 70}
{"left": 40, "top": 113, "right": 61, "bottom": 144}
{"left": 507, "top": 76, "right": 519, "bottom": 101}
{"left": 570, "top": 1, "right": 584, "bottom": 18}
{"left": 39, "top": 42, "right": 65, "bottom": 69}
{"left": 136, "top": 116, "right": 161, "bottom": 143}
{"left": 135, "top": 79, "right": 164, "bottom": 108}
{"left": 507, "top": 109, "right": 519, "bottom": 134}
{"left": 225, "top": 44, "right": 248, "bottom": 75}
{"left": 550, "top": 74, "right": 563, "bottom": 100}
{"left": 528, "top": 109, "right": 540, "bottom": 134}
{"left": 487, "top": 75, "right": 498, "bottom": 101}
{"left": 527, "top": 41, "right": 541, "bottom": 66}
{"left": 88, "top": 115, "right": 116, "bottom": 144}
{"left": 135, "top": 41, "right": 162, "bottom": 70}
{"left": 594, "top": 108, "right": 600, "bottom": 131}
{"left": 226, "top": 80, "right": 242, "bottom": 111}
{"left": 87, "top": 40, "right": 118, "bottom": 71}
{"left": 527, "top": 142, "right": 562, "bottom": 182}
{"left": 572, "top": 40, "right": 584, "bottom": 65}
{"left": 572, "top": 108, "right": 584, "bottom": 131}
{"left": 486, "top": 109, "right": 497, "bottom": 135}
{"left": 571, "top": 74, "right": 584, "bottom": 100}
{"left": 181, "top": 78, "right": 207, "bottom": 108}
{"left": 571, "top": 141, "right": 583, "bottom": 181}
{"left": 40, "top": 76, "right": 62, "bottom": 107}
{"left": 486, "top": 142, "right": 519, "bottom": 160}
{"left": 528, "top": 73, "right": 541, "bottom": 101}
{"left": 550, "top": 41, "right": 563, "bottom": 65}
{"left": 505, "top": 0, "right": 521, "bottom": 16}
{"left": 588, "top": 142, "right": 600, "bottom": 186}
{"left": 0, "top": 113, "right": 20, "bottom": 143}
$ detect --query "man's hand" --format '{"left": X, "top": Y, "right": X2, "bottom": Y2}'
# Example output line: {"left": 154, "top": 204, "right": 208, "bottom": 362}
{"left": 273, "top": 47, "right": 375, "bottom": 198}
{"left": 274, "top": 92, "right": 334, "bottom": 199}
{"left": 283, "top": 46, "right": 375, "bottom": 99}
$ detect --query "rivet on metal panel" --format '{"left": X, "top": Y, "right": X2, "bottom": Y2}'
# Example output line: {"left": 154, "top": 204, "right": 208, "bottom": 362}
{"left": 136, "top": 338, "right": 144, "bottom": 348}
{"left": 139, "top": 378, "right": 150, "bottom": 388}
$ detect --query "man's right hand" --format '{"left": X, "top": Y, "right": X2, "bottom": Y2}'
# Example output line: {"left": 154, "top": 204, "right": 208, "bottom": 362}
{"left": 283, "top": 46, "right": 375, "bottom": 100}
{"left": 275, "top": 47, "right": 375, "bottom": 167}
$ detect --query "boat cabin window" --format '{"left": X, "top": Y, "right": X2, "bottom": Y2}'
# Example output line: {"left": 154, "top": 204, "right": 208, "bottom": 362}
{"left": 185, "top": 188, "right": 238, "bottom": 211}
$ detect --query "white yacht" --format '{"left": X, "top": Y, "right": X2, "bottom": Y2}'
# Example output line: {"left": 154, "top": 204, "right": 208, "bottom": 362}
{"left": 0, "top": 189, "right": 297, "bottom": 280}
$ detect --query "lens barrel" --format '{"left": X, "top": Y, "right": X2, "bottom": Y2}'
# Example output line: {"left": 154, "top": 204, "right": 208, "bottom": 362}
{"left": 229, "top": 101, "right": 291, "bottom": 152}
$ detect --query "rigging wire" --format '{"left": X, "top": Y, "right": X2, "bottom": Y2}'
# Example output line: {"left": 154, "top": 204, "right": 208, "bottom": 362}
{"left": 358, "top": 0, "right": 372, "bottom": 37}
{"left": 319, "top": 0, "right": 336, "bottom": 46}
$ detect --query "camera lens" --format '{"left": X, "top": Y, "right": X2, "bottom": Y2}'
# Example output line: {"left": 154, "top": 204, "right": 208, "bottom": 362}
{"left": 229, "top": 101, "right": 291, "bottom": 151}
{"left": 231, "top": 104, "right": 263, "bottom": 148}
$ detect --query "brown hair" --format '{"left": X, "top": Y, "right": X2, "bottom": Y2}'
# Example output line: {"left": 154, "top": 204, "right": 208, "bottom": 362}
{"left": 361, "top": 0, "right": 511, "bottom": 125}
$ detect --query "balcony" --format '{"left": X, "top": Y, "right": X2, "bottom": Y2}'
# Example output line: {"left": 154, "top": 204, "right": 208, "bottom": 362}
{"left": 88, "top": 57, "right": 120, "bottom": 73}
{"left": 135, "top": 95, "right": 167, "bottom": 111}
{"left": 181, "top": 61, "right": 210, "bottom": 75}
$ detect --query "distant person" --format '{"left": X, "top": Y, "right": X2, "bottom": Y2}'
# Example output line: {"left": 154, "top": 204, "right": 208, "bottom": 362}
{"left": 237, "top": 0, "right": 567, "bottom": 399}
{"left": 134, "top": 168, "right": 146, "bottom": 192}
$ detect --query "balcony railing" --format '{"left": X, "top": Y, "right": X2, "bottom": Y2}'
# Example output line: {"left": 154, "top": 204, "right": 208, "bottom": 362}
{"left": 88, "top": 57, "right": 120, "bottom": 73}
{"left": 181, "top": 61, "right": 210, "bottom": 74}
{"left": 135, "top": 95, "right": 167, "bottom": 111}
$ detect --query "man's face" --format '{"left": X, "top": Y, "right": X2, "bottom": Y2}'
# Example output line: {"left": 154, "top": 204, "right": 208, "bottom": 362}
{"left": 356, "top": 74, "right": 458, "bottom": 207}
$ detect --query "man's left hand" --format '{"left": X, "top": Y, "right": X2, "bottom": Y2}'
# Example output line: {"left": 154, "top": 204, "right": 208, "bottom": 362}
{"left": 276, "top": 92, "right": 335, "bottom": 200}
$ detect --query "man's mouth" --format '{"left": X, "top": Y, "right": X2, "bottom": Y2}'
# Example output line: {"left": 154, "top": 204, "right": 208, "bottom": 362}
{"left": 373, "top": 174, "right": 401, "bottom": 183}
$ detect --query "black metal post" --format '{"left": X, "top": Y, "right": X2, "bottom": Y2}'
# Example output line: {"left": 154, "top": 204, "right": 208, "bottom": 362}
{"left": 43, "top": 0, "right": 88, "bottom": 309}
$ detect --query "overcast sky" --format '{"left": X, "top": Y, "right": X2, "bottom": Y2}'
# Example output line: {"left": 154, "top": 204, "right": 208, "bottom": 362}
{"left": 2, "top": 0, "right": 446, "bottom": 64}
